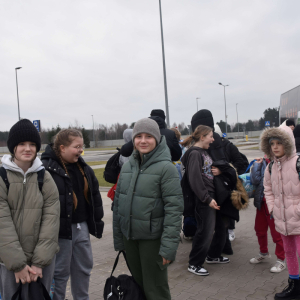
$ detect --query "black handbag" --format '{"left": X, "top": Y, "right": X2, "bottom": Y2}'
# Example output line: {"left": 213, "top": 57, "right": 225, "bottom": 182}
{"left": 11, "top": 277, "right": 51, "bottom": 300}
{"left": 103, "top": 251, "right": 145, "bottom": 300}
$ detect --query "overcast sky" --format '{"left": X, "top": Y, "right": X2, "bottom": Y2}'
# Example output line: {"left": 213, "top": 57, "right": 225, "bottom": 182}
{"left": 1, "top": 0, "right": 300, "bottom": 131}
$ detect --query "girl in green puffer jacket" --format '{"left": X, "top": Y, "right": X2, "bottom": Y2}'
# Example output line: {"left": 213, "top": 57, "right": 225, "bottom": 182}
{"left": 0, "top": 119, "right": 60, "bottom": 300}
{"left": 113, "top": 118, "right": 184, "bottom": 300}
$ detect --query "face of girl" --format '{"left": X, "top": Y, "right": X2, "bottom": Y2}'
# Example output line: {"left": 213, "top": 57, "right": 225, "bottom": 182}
{"left": 14, "top": 141, "right": 37, "bottom": 162}
{"left": 270, "top": 140, "right": 285, "bottom": 158}
{"left": 60, "top": 137, "right": 84, "bottom": 164}
{"left": 201, "top": 131, "right": 214, "bottom": 149}
{"left": 134, "top": 133, "right": 157, "bottom": 155}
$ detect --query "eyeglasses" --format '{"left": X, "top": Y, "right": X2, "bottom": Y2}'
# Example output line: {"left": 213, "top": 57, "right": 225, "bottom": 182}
{"left": 73, "top": 145, "right": 85, "bottom": 151}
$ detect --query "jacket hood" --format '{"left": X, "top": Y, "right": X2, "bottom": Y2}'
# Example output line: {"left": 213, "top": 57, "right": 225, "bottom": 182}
{"left": 260, "top": 125, "right": 296, "bottom": 159}
{"left": 191, "top": 109, "right": 214, "bottom": 132}
{"left": 149, "top": 116, "right": 166, "bottom": 129}
{"left": 214, "top": 124, "right": 223, "bottom": 136}
{"left": 123, "top": 129, "right": 133, "bottom": 143}
{"left": 1, "top": 154, "right": 44, "bottom": 176}
{"left": 130, "top": 135, "right": 171, "bottom": 168}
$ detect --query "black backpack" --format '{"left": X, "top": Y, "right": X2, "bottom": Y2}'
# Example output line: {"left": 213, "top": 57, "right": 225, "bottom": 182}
{"left": 103, "top": 251, "right": 145, "bottom": 300}
{"left": 103, "top": 148, "right": 121, "bottom": 184}
{"left": 225, "top": 141, "right": 249, "bottom": 173}
{"left": 0, "top": 167, "right": 45, "bottom": 192}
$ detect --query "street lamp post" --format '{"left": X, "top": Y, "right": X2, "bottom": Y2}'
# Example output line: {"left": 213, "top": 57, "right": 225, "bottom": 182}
{"left": 196, "top": 97, "right": 200, "bottom": 111}
{"left": 236, "top": 103, "right": 239, "bottom": 137}
{"left": 91, "top": 115, "right": 95, "bottom": 148}
{"left": 218, "top": 82, "right": 229, "bottom": 135}
{"left": 159, "top": 0, "right": 170, "bottom": 128}
{"left": 15, "top": 67, "right": 22, "bottom": 120}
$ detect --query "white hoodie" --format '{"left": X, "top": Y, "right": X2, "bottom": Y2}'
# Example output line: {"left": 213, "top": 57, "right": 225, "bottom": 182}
{"left": 1, "top": 154, "right": 44, "bottom": 178}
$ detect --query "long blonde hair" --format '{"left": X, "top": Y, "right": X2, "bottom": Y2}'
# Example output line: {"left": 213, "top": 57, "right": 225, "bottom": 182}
{"left": 53, "top": 129, "right": 89, "bottom": 210}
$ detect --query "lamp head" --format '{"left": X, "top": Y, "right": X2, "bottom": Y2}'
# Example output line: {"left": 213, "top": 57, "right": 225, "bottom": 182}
{"left": 218, "top": 82, "right": 222, "bottom": 85}
{"left": 15, "top": 67, "right": 22, "bottom": 70}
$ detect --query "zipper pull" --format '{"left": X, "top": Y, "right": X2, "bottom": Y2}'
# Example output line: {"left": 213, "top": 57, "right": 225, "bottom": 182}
{"left": 23, "top": 177, "right": 26, "bottom": 184}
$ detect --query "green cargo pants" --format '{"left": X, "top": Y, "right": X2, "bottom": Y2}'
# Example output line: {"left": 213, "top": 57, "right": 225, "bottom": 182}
{"left": 123, "top": 237, "right": 171, "bottom": 300}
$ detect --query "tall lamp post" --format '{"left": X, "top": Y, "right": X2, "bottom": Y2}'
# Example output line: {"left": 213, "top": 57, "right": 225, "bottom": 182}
{"left": 218, "top": 82, "right": 229, "bottom": 135}
{"left": 236, "top": 103, "right": 239, "bottom": 137}
{"left": 196, "top": 97, "right": 200, "bottom": 111}
{"left": 91, "top": 115, "right": 95, "bottom": 148}
{"left": 159, "top": 0, "right": 170, "bottom": 128}
{"left": 15, "top": 67, "right": 22, "bottom": 120}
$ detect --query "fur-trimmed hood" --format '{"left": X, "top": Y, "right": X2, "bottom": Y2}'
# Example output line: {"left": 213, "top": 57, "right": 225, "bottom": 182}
{"left": 260, "top": 125, "right": 296, "bottom": 159}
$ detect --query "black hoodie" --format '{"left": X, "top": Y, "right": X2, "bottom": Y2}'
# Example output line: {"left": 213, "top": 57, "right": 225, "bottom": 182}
{"left": 120, "top": 116, "right": 182, "bottom": 161}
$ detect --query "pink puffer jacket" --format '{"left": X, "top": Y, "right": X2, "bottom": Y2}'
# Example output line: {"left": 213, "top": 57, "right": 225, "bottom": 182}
{"left": 262, "top": 125, "right": 300, "bottom": 236}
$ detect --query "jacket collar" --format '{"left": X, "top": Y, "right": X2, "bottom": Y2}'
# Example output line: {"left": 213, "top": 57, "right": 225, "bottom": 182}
{"left": 1, "top": 154, "right": 44, "bottom": 176}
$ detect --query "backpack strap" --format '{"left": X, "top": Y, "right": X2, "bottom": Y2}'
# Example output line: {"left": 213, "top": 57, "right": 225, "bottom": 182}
{"left": 296, "top": 156, "right": 300, "bottom": 180}
{"left": 0, "top": 167, "right": 10, "bottom": 191}
{"left": 37, "top": 169, "right": 45, "bottom": 193}
{"left": 268, "top": 160, "right": 274, "bottom": 176}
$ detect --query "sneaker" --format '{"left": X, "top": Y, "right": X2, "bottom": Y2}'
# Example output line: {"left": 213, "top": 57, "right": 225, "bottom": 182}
{"left": 270, "top": 260, "right": 286, "bottom": 273}
{"left": 249, "top": 253, "right": 271, "bottom": 264}
{"left": 206, "top": 256, "right": 230, "bottom": 264}
{"left": 188, "top": 265, "right": 209, "bottom": 276}
{"left": 228, "top": 229, "right": 235, "bottom": 242}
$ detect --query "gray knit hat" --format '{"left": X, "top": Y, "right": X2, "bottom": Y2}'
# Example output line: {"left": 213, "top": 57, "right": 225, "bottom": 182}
{"left": 132, "top": 118, "right": 161, "bottom": 145}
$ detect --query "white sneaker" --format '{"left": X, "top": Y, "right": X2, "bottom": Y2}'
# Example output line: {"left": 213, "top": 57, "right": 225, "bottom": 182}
{"left": 270, "top": 260, "right": 286, "bottom": 273}
{"left": 228, "top": 229, "right": 235, "bottom": 241}
{"left": 250, "top": 253, "right": 271, "bottom": 264}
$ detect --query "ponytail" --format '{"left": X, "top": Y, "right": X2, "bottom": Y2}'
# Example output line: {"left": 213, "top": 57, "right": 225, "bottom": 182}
{"left": 180, "top": 125, "right": 213, "bottom": 148}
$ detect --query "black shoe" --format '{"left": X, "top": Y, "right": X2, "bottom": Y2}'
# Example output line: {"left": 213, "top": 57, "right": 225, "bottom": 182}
{"left": 274, "top": 278, "right": 300, "bottom": 299}
{"left": 206, "top": 256, "right": 230, "bottom": 264}
{"left": 188, "top": 265, "right": 209, "bottom": 276}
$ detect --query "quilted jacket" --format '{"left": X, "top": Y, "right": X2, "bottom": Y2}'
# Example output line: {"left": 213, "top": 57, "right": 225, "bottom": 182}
{"left": 262, "top": 125, "right": 300, "bottom": 236}
{"left": 113, "top": 136, "right": 184, "bottom": 261}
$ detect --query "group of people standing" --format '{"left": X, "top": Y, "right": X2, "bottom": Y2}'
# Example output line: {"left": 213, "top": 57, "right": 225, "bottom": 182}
{"left": 1, "top": 110, "right": 300, "bottom": 300}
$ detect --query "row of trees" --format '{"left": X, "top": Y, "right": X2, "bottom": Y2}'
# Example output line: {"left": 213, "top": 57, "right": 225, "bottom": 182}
{"left": 217, "top": 107, "right": 279, "bottom": 133}
{"left": 0, "top": 107, "right": 280, "bottom": 147}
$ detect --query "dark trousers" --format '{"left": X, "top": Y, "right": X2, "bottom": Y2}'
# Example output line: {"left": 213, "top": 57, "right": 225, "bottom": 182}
{"left": 123, "top": 237, "right": 171, "bottom": 300}
{"left": 208, "top": 211, "right": 230, "bottom": 258}
{"left": 229, "top": 218, "right": 235, "bottom": 230}
{"left": 189, "top": 202, "right": 216, "bottom": 267}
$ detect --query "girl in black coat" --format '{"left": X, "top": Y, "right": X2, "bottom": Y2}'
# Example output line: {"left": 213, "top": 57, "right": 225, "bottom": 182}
{"left": 41, "top": 129, "right": 104, "bottom": 300}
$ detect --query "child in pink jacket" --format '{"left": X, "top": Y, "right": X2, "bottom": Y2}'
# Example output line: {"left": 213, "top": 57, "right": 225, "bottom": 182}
{"left": 262, "top": 124, "right": 300, "bottom": 300}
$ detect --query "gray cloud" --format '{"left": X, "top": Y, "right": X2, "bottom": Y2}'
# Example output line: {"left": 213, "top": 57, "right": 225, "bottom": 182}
{"left": 1, "top": 0, "right": 300, "bottom": 131}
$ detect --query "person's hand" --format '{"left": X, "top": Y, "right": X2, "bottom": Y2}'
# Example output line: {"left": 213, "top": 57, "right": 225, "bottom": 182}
{"left": 15, "top": 265, "right": 36, "bottom": 284}
{"left": 209, "top": 199, "right": 220, "bottom": 210}
{"left": 254, "top": 158, "right": 263, "bottom": 163}
{"left": 211, "top": 167, "right": 221, "bottom": 176}
{"left": 30, "top": 266, "right": 43, "bottom": 282}
{"left": 162, "top": 257, "right": 171, "bottom": 265}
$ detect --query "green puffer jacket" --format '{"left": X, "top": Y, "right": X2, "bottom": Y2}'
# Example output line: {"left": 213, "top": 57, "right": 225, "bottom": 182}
{"left": 0, "top": 155, "right": 60, "bottom": 273}
{"left": 113, "top": 136, "right": 184, "bottom": 261}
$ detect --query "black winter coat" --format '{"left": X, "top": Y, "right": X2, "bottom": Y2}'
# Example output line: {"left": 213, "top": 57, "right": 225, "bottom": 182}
{"left": 212, "top": 160, "right": 239, "bottom": 221}
{"left": 295, "top": 137, "right": 300, "bottom": 153}
{"left": 222, "top": 138, "right": 248, "bottom": 175}
{"left": 41, "top": 145, "right": 104, "bottom": 240}
{"left": 120, "top": 116, "right": 182, "bottom": 161}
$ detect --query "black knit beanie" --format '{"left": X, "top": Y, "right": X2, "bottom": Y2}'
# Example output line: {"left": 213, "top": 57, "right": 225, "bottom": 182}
{"left": 150, "top": 109, "right": 166, "bottom": 121}
{"left": 286, "top": 119, "right": 295, "bottom": 127}
{"left": 191, "top": 109, "right": 214, "bottom": 132}
{"left": 7, "top": 119, "right": 41, "bottom": 153}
